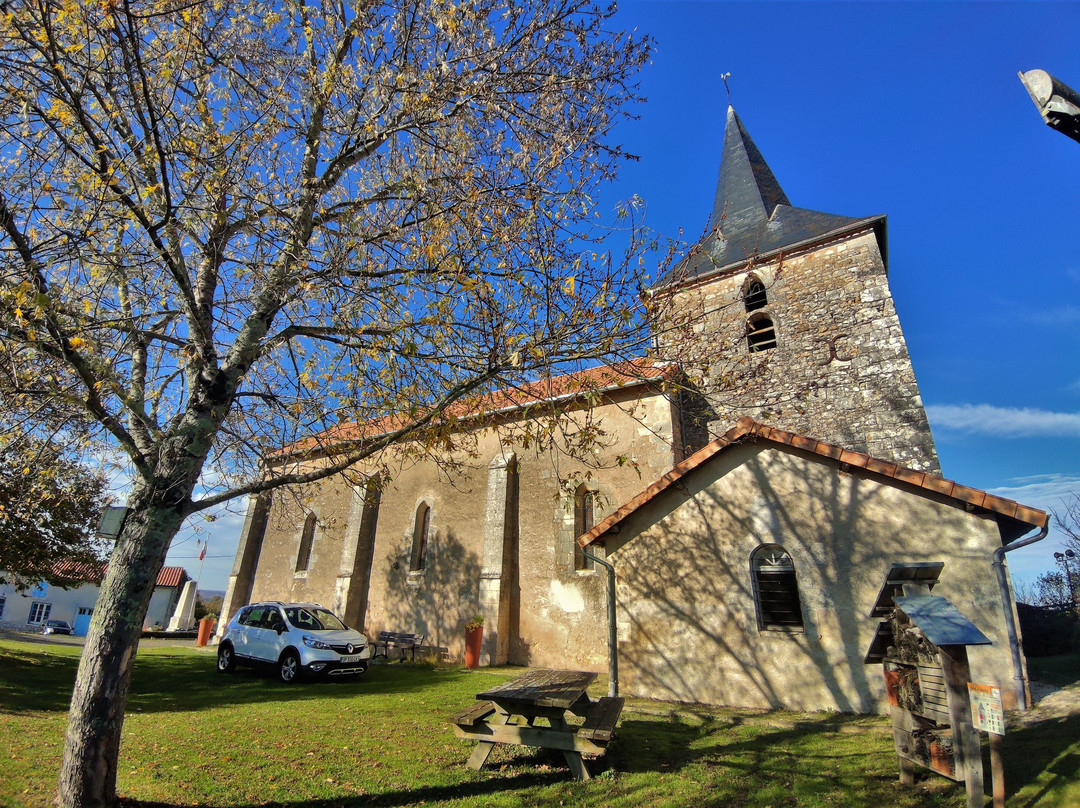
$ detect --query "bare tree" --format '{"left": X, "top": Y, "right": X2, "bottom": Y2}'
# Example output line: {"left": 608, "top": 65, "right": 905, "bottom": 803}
{"left": 0, "top": 1, "right": 651, "bottom": 804}
{"left": 1054, "top": 494, "right": 1080, "bottom": 558}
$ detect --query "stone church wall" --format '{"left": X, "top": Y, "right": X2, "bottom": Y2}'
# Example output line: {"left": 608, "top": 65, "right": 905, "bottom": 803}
{"left": 657, "top": 227, "right": 941, "bottom": 474}
{"left": 605, "top": 442, "right": 1019, "bottom": 712}
{"left": 231, "top": 385, "right": 682, "bottom": 670}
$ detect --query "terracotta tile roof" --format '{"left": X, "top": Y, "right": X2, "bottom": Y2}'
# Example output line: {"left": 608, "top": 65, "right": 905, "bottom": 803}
{"left": 154, "top": 566, "right": 189, "bottom": 588}
{"left": 275, "top": 357, "right": 677, "bottom": 459}
{"left": 579, "top": 416, "right": 1049, "bottom": 548}
{"left": 50, "top": 560, "right": 189, "bottom": 589}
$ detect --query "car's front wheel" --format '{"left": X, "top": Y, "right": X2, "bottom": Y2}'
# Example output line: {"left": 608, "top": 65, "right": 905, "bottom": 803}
{"left": 217, "top": 643, "right": 236, "bottom": 673}
{"left": 278, "top": 650, "right": 301, "bottom": 683}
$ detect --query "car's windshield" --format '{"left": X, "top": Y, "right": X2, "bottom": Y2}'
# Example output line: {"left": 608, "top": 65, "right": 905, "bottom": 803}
{"left": 284, "top": 607, "right": 347, "bottom": 631}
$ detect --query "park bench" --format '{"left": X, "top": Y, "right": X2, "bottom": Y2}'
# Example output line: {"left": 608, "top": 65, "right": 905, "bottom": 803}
{"left": 450, "top": 700, "right": 498, "bottom": 728}
{"left": 576, "top": 696, "right": 625, "bottom": 743}
{"left": 371, "top": 631, "right": 425, "bottom": 662}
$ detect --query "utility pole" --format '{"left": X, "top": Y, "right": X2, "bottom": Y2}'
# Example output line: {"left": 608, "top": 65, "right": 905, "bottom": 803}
{"left": 1054, "top": 549, "right": 1078, "bottom": 608}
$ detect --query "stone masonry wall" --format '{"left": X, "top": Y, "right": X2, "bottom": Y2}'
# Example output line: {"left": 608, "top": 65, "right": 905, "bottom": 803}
{"left": 656, "top": 228, "right": 941, "bottom": 474}
{"left": 233, "top": 385, "right": 681, "bottom": 670}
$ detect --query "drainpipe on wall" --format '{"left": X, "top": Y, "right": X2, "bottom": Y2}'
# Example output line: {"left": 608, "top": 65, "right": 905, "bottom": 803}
{"left": 580, "top": 547, "right": 619, "bottom": 698}
{"left": 993, "top": 522, "right": 1049, "bottom": 711}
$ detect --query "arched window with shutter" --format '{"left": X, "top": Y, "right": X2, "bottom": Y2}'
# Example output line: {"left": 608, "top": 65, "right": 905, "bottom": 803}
{"left": 751, "top": 545, "right": 804, "bottom": 630}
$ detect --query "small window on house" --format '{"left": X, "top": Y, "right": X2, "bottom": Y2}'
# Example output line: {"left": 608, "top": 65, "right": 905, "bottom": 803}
{"left": 751, "top": 545, "right": 804, "bottom": 630}
{"left": 295, "top": 512, "right": 317, "bottom": 573}
{"left": 744, "top": 279, "right": 768, "bottom": 312}
{"left": 29, "top": 601, "right": 52, "bottom": 625}
{"left": 410, "top": 502, "right": 431, "bottom": 572}
{"left": 0, "top": 596, "right": 5, "bottom": 620}
{"left": 747, "top": 315, "right": 777, "bottom": 353}
{"left": 574, "top": 485, "right": 596, "bottom": 571}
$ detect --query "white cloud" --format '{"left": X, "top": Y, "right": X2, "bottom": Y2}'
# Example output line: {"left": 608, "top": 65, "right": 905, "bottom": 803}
{"left": 1015, "top": 304, "right": 1080, "bottom": 327}
{"left": 987, "top": 473, "right": 1080, "bottom": 506}
{"left": 926, "top": 404, "right": 1080, "bottom": 438}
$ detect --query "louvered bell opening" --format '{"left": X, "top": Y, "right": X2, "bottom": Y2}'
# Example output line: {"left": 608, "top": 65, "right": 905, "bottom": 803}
{"left": 744, "top": 281, "right": 768, "bottom": 312}
{"left": 747, "top": 317, "right": 777, "bottom": 352}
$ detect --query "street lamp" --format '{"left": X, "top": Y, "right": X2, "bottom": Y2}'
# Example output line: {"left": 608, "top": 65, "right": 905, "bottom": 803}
{"left": 1053, "top": 549, "right": 1077, "bottom": 608}
{"left": 1019, "top": 69, "right": 1080, "bottom": 144}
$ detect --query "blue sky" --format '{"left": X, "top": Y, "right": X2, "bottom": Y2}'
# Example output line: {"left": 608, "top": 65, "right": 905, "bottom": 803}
{"left": 177, "top": 0, "right": 1080, "bottom": 594}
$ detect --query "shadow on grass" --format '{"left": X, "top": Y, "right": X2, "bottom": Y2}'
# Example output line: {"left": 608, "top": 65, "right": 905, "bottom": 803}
{"left": 117, "top": 768, "right": 571, "bottom": 808}
{"left": 0, "top": 640, "right": 479, "bottom": 715}
{"left": 997, "top": 714, "right": 1080, "bottom": 807}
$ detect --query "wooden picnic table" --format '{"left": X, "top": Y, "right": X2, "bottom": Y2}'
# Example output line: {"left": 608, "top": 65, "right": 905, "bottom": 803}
{"left": 451, "top": 668, "right": 623, "bottom": 781}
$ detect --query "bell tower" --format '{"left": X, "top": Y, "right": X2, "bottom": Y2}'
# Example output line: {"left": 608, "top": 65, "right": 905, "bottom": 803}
{"left": 655, "top": 106, "right": 940, "bottom": 474}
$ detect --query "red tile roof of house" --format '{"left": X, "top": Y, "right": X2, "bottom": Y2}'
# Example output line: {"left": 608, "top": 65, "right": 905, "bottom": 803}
{"left": 50, "top": 560, "right": 190, "bottom": 589}
{"left": 275, "top": 357, "right": 677, "bottom": 459}
{"left": 579, "top": 416, "right": 1049, "bottom": 549}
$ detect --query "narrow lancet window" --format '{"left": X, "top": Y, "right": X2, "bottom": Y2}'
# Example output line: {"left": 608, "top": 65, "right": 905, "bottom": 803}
{"left": 410, "top": 502, "right": 431, "bottom": 572}
{"left": 295, "top": 513, "right": 317, "bottom": 572}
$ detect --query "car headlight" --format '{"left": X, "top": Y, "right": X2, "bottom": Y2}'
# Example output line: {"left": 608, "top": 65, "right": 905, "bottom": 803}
{"left": 303, "top": 635, "right": 332, "bottom": 650}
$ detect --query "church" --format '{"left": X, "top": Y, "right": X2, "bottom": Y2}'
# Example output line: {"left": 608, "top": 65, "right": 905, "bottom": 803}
{"left": 218, "top": 107, "right": 1046, "bottom": 712}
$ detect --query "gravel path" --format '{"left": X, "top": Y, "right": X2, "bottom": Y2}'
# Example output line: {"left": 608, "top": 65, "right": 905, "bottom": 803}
{"left": 1011, "top": 680, "right": 1080, "bottom": 727}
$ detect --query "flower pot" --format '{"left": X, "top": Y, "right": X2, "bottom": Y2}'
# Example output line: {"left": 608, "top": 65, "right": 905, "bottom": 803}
{"left": 464, "top": 625, "right": 483, "bottom": 668}
{"left": 196, "top": 616, "right": 216, "bottom": 647}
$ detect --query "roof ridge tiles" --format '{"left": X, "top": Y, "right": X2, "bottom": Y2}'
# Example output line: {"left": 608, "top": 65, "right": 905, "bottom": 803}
{"left": 578, "top": 417, "right": 1048, "bottom": 549}
{"left": 274, "top": 357, "right": 675, "bottom": 459}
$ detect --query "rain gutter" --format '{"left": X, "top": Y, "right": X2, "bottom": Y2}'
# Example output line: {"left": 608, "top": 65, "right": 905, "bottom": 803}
{"left": 993, "top": 521, "right": 1050, "bottom": 710}
{"left": 580, "top": 547, "right": 619, "bottom": 698}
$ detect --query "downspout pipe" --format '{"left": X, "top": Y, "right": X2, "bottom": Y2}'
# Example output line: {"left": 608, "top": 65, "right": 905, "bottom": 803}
{"left": 580, "top": 547, "right": 619, "bottom": 698}
{"left": 993, "top": 521, "right": 1049, "bottom": 711}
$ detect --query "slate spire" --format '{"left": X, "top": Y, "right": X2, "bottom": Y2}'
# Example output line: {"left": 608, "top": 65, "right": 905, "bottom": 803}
{"left": 710, "top": 106, "right": 791, "bottom": 234}
{"left": 660, "top": 106, "right": 883, "bottom": 285}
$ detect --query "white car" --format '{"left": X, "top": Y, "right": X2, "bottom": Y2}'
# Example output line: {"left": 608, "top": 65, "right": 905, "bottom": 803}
{"left": 217, "top": 602, "right": 370, "bottom": 683}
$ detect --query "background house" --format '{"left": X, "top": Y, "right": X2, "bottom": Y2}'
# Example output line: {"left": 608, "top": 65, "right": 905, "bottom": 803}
{"left": 0, "top": 561, "right": 190, "bottom": 635}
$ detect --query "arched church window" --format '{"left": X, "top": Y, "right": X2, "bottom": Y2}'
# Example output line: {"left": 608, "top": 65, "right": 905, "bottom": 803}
{"left": 573, "top": 484, "right": 596, "bottom": 571}
{"left": 744, "top": 278, "right": 768, "bottom": 312}
{"left": 295, "top": 513, "right": 317, "bottom": 573}
{"left": 750, "top": 545, "right": 804, "bottom": 630}
{"left": 410, "top": 502, "right": 431, "bottom": 572}
{"left": 747, "top": 314, "right": 777, "bottom": 352}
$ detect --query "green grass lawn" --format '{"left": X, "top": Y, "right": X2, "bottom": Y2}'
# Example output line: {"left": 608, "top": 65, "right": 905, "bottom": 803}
{"left": 2, "top": 638, "right": 1078, "bottom": 807}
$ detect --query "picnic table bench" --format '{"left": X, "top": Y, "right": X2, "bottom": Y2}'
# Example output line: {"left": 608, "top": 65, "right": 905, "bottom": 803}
{"left": 450, "top": 668, "right": 624, "bottom": 781}
{"left": 371, "top": 631, "right": 425, "bottom": 662}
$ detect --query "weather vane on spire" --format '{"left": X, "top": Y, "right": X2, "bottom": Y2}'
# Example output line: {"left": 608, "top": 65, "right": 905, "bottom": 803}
{"left": 721, "top": 72, "right": 733, "bottom": 104}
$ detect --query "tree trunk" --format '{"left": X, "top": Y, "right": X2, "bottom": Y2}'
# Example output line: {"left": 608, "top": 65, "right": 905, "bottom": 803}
{"left": 55, "top": 480, "right": 192, "bottom": 808}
